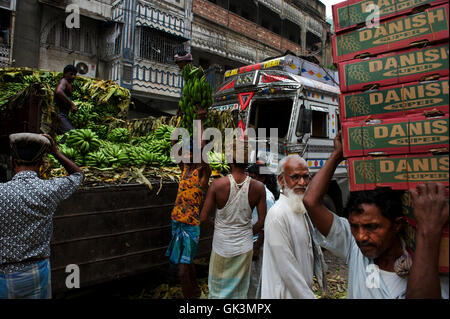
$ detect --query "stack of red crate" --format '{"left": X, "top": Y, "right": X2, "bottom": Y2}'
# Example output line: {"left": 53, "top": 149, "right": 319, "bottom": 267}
{"left": 332, "top": 0, "right": 449, "bottom": 273}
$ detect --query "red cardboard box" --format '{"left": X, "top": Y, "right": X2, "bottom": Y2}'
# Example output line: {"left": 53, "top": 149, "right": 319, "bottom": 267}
{"left": 342, "top": 114, "right": 449, "bottom": 157}
{"left": 339, "top": 77, "right": 449, "bottom": 121}
{"left": 348, "top": 153, "right": 449, "bottom": 191}
{"left": 332, "top": 0, "right": 447, "bottom": 34}
{"left": 332, "top": 4, "right": 449, "bottom": 63}
{"left": 338, "top": 42, "right": 449, "bottom": 93}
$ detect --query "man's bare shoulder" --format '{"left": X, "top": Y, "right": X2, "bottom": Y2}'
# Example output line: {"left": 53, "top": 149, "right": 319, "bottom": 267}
{"left": 56, "top": 78, "right": 68, "bottom": 88}
{"left": 211, "top": 176, "right": 229, "bottom": 188}
{"left": 249, "top": 178, "right": 265, "bottom": 193}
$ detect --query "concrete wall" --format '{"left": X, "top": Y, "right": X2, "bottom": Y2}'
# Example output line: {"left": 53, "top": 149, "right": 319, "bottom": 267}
{"left": 38, "top": 6, "right": 103, "bottom": 76}
{"left": 193, "top": 0, "right": 303, "bottom": 55}
{"left": 13, "top": 0, "right": 41, "bottom": 68}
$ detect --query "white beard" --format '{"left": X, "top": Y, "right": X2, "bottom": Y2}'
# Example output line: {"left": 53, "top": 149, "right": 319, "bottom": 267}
{"left": 284, "top": 187, "right": 307, "bottom": 214}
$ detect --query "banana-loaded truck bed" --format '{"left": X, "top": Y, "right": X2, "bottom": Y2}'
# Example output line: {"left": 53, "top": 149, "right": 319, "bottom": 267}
{"left": 0, "top": 80, "right": 213, "bottom": 295}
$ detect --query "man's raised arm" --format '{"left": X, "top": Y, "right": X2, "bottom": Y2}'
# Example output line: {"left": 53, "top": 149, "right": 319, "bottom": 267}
{"left": 406, "top": 182, "right": 449, "bottom": 299}
{"left": 303, "top": 132, "right": 343, "bottom": 237}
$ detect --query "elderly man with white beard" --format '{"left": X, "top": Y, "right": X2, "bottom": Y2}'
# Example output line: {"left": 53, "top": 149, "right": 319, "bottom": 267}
{"left": 261, "top": 155, "right": 327, "bottom": 299}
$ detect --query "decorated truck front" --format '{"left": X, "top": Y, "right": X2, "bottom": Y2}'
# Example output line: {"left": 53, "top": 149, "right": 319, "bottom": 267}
{"left": 212, "top": 54, "right": 349, "bottom": 213}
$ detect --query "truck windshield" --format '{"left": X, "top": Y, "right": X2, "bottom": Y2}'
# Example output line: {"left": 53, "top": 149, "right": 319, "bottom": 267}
{"left": 248, "top": 98, "right": 293, "bottom": 139}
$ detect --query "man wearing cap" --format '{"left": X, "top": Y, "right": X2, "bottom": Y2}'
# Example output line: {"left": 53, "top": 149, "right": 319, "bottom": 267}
{"left": 200, "top": 138, "right": 267, "bottom": 299}
{"left": 54, "top": 65, "right": 78, "bottom": 135}
{"left": 0, "top": 133, "right": 84, "bottom": 299}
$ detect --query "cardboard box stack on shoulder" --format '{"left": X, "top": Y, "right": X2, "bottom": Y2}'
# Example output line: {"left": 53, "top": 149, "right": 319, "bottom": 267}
{"left": 332, "top": 0, "right": 449, "bottom": 273}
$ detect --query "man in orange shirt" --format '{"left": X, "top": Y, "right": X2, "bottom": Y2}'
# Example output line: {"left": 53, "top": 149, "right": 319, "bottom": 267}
{"left": 166, "top": 107, "right": 211, "bottom": 299}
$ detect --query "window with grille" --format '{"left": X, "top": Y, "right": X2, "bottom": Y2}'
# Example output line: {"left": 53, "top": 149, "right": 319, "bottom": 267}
{"left": 138, "top": 27, "right": 184, "bottom": 64}
{"left": 45, "top": 22, "right": 96, "bottom": 55}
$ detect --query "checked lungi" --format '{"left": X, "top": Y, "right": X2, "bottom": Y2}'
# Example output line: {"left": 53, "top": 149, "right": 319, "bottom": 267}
{"left": 0, "top": 259, "right": 51, "bottom": 299}
{"left": 208, "top": 250, "right": 253, "bottom": 299}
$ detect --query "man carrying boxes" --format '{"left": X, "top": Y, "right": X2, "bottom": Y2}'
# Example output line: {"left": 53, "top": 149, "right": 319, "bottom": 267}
{"left": 303, "top": 132, "right": 448, "bottom": 298}
{"left": 302, "top": 0, "right": 449, "bottom": 298}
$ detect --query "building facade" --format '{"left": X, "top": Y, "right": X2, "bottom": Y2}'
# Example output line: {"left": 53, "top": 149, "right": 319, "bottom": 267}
{"left": 190, "top": 0, "right": 333, "bottom": 89}
{"left": 9, "top": 0, "right": 193, "bottom": 116}
{"left": 6, "top": 0, "right": 332, "bottom": 115}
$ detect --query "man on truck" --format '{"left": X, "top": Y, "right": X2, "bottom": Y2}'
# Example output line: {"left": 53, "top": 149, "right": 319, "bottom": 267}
{"left": 0, "top": 133, "right": 84, "bottom": 298}
{"left": 166, "top": 106, "right": 211, "bottom": 299}
{"left": 54, "top": 65, "right": 78, "bottom": 135}
{"left": 303, "top": 132, "right": 449, "bottom": 299}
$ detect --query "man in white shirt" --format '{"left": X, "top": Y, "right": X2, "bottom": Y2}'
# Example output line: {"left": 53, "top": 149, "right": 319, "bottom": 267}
{"left": 303, "top": 132, "right": 449, "bottom": 299}
{"left": 261, "top": 155, "right": 321, "bottom": 299}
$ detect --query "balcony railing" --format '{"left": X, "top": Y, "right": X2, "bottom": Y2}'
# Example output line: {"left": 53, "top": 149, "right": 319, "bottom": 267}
{"left": 132, "top": 62, "right": 182, "bottom": 97}
{"left": 136, "top": 0, "right": 186, "bottom": 39}
{"left": 0, "top": 44, "right": 10, "bottom": 68}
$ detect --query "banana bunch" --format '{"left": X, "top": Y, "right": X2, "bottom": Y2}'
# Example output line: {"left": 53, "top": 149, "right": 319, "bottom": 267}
{"left": 153, "top": 124, "right": 175, "bottom": 142}
{"left": 126, "top": 146, "right": 155, "bottom": 166}
{"left": 69, "top": 101, "right": 99, "bottom": 129}
{"left": 130, "top": 134, "right": 153, "bottom": 146}
{"left": 107, "top": 127, "right": 130, "bottom": 143}
{"left": 85, "top": 151, "right": 110, "bottom": 168}
{"left": 158, "top": 154, "right": 175, "bottom": 166}
{"left": 59, "top": 144, "right": 77, "bottom": 160}
{"left": 208, "top": 151, "right": 230, "bottom": 175}
{"left": 136, "top": 149, "right": 161, "bottom": 166}
{"left": 87, "top": 123, "right": 108, "bottom": 140}
{"left": 0, "top": 82, "right": 28, "bottom": 109}
{"left": 23, "top": 74, "right": 39, "bottom": 85}
{"left": 46, "top": 154, "right": 60, "bottom": 168}
{"left": 127, "top": 146, "right": 147, "bottom": 166}
{"left": 74, "top": 153, "right": 85, "bottom": 167}
{"left": 178, "top": 64, "right": 214, "bottom": 135}
{"left": 100, "top": 144, "right": 129, "bottom": 166}
{"left": 65, "top": 129, "right": 101, "bottom": 154}
{"left": 148, "top": 139, "right": 171, "bottom": 155}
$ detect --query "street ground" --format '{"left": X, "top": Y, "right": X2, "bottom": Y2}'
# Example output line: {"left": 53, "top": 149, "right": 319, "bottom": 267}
{"left": 56, "top": 249, "right": 348, "bottom": 299}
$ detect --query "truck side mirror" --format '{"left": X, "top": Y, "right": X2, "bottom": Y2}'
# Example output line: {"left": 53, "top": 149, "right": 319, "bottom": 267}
{"left": 296, "top": 105, "right": 311, "bottom": 135}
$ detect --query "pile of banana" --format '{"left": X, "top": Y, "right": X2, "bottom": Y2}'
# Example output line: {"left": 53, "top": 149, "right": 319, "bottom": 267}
{"left": 1, "top": 67, "right": 131, "bottom": 142}
{"left": 207, "top": 151, "right": 230, "bottom": 176}
{"left": 178, "top": 64, "right": 214, "bottom": 134}
{"left": 0, "top": 68, "right": 193, "bottom": 181}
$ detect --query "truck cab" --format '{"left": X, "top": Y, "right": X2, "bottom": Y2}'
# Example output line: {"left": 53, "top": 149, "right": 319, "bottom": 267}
{"left": 212, "top": 54, "right": 349, "bottom": 214}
